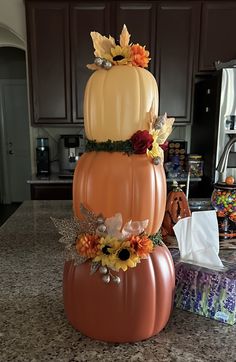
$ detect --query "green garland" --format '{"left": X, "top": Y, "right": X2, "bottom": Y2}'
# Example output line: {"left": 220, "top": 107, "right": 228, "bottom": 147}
{"left": 149, "top": 230, "right": 164, "bottom": 246}
{"left": 85, "top": 139, "right": 134, "bottom": 154}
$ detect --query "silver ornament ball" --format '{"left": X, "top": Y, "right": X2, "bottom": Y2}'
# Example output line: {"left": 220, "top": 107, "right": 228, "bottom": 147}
{"left": 97, "top": 224, "right": 107, "bottom": 233}
{"left": 102, "top": 274, "right": 111, "bottom": 283}
{"left": 94, "top": 57, "right": 103, "bottom": 66}
{"left": 153, "top": 157, "right": 161, "bottom": 165}
{"left": 97, "top": 216, "right": 105, "bottom": 224}
{"left": 99, "top": 266, "right": 108, "bottom": 274}
{"left": 113, "top": 276, "right": 121, "bottom": 284}
{"left": 102, "top": 60, "right": 112, "bottom": 70}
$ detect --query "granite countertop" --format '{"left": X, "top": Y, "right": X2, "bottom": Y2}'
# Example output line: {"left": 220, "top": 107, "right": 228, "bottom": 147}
{"left": 0, "top": 201, "right": 235, "bottom": 362}
{"left": 27, "top": 174, "right": 73, "bottom": 184}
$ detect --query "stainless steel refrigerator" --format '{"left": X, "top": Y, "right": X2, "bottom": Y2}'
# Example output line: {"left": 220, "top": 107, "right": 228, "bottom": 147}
{"left": 191, "top": 67, "right": 236, "bottom": 197}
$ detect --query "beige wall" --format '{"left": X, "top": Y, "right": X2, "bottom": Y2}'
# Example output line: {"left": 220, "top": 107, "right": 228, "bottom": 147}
{"left": 0, "top": 0, "right": 26, "bottom": 43}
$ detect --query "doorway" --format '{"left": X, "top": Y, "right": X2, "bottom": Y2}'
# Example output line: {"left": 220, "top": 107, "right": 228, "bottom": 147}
{"left": 0, "top": 47, "right": 31, "bottom": 204}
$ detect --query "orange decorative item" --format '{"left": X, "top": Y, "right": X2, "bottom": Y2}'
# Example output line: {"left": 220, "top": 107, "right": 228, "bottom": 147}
{"left": 63, "top": 244, "right": 175, "bottom": 343}
{"left": 225, "top": 176, "right": 235, "bottom": 185}
{"left": 73, "top": 152, "right": 166, "bottom": 235}
{"left": 162, "top": 181, "right": 191, "bottom": 236}
{"left": 53, "top": 25, "right": 176, "bottom": 343}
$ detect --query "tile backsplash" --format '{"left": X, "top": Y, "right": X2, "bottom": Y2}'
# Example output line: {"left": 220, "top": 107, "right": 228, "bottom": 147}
{"left": 30, "top": 124, "right": 190, "bottom": 175}
{"left": 31, "top": 126, "right": 86, "bottom": 174}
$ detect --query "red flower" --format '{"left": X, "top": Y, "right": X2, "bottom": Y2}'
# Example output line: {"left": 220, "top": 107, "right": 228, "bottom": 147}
{"left": 131, "top": 130, "right": 154, "bottom": 154}
{"left": 160, "top": 141, "right": 169, "bottom": 152}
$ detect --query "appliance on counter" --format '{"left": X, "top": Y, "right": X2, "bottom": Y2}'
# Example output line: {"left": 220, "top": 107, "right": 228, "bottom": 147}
{"left": 58, "top": 135, "right": 82, "bottom": 178}
{"left": 36, "top": 138, "right": 50, "bottom": 177}
{"left": 191, "top": 65, "right": 236, "bottom": 197}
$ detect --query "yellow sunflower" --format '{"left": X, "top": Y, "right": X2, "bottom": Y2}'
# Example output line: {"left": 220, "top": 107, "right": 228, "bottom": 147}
{"left": 93, "top": 236, "right": 120, "bottom": 268}
{"left": 112, "top": 241, "right": 140, "bottom": 272}
{"left": 103, "top": 45, "right": 131, "bottom": 65}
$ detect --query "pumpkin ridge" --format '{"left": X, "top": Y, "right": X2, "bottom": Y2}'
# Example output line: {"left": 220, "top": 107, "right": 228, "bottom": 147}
{"left": 85, "top": 75, "right": 92, "bottom": 139}
{"left": 84, "top": 152, "right": 97, "bottom": 211}
{"left": 134, "top": 67, "right": 142, "bottom": 132}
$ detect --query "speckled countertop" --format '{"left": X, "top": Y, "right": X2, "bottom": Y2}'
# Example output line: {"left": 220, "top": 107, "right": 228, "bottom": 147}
{"left": 0, "top": 201, "right": 235, "bottom": 362}
{"left": 27, "top": 174, "right": 73, "bottom": 184}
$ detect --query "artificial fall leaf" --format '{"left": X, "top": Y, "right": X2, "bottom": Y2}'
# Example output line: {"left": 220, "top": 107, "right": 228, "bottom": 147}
{"left": 86, "top": 63, "right": 100, "bottom": 71}
{"left": 90, "top": 31, "right": 115, "bottom": 57}
{"left": 119, "top": 24, "right": 131, "bottom": 48}
{"left": 156, "top": 117, "right": 175, "bottom": 145}
{"left": 51, "top": 217, "right": 78, "bottom": 245}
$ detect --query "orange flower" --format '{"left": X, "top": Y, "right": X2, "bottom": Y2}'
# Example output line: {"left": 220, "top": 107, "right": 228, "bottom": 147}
{"left": 130, "top": 44, "right": 150, "bottom": 68}
{"left": 128, "top": 235, "right": 153, "bottom": 258}
{"left": 76, "top": 234, "right": 100, "bottom": 258}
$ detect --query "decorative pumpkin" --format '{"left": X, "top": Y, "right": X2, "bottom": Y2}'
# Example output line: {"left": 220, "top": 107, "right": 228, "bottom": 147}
{"left": 162, "top": 181, "right": 191, "bottom": 236}
{"left": 73, "top": 151, "right": 166, "bottom": 235}
{"left": 63, "top": 244, "right": 175, "bottom": 343}
{"left": 84, "top": 65, "right": 159, "bottom": 142}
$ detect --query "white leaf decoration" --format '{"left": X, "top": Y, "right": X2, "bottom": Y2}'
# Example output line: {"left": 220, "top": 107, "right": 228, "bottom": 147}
{"left": 105, "top": 213, "right": 123, "bottom": 239}
{"left": 90, "top": 31, "right": 116, "bottom": 57}
{"left": 119, "top": 24, "right": 131, "bottom": 48}
{"left": 121, "top": 219, "right": 149, "bottom": 239}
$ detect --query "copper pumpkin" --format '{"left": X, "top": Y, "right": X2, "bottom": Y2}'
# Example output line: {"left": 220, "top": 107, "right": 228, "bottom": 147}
{"left": 73, "top": 151, "right": 166, "bottom": 235}
{"left": 63, "top": 244, "right": 175, "bottom": 343}
{"left": 162, "top": 182, "right": 191, "bottom": 236}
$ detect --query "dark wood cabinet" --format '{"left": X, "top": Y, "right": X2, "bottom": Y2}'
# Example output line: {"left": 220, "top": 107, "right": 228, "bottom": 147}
{"left": 155, "top": 1, "right": 201, "bottom": 124}
{"left": 199, "top": 1, "right": 236, "bottom": 72}
{"left": 115, "top": 2, "right": 156, "bottom": 73}
{"left": 26, "top": 1, "right": 71, "bottom": 125}
{"left": 70, "top": 2, "right": 111, "bottom": 122}
{"left": 30, "top": 183, "right": 72, "bottom": 200}
{"left": 26, "top": 0, "right": 111, "bottom": 126}
{"left": 27, "top": 1, "right": 233, "bottom": 127}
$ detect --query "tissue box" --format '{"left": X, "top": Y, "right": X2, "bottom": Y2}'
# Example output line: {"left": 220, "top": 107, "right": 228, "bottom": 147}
{"left": 171, "top": 250, "right": 236, "bottom": 325}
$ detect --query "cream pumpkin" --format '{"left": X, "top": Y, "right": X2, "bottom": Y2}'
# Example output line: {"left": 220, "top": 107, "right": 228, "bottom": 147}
{"left": 84, "top": 65, "right": 159, "bottom": 141}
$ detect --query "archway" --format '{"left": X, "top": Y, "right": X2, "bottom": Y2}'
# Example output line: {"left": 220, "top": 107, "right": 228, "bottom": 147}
{"left": 0, "top": 26, "right": 31, "bottom": 204}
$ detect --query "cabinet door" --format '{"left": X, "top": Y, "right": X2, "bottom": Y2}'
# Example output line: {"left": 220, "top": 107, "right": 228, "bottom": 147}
{"left": 199, "top": 1, "right": 236, "bottom": 72}
{"left": 26, "top": 1, "right": 71, "bottom": 125}
{"left": 156, "top": 2, "right": 200, "bottom": 124}
{"left": 70, "top": 2, "right": 110, "bottom": 123}
{"left": 30, "top": 184, "right": 72, "bottom": 200}
{"left": 115, "top": 2, "right": 156, "bottom": 74}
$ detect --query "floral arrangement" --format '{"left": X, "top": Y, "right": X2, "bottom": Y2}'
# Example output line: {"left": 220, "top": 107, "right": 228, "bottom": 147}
{"left": 86, "top": 112, "right": 174, "bottom": 164}
{"left": 52, "top": 205, "right": 163, "bottom": 284}
{"left": 87, "top": 24, "right": 150, "bottom": 70}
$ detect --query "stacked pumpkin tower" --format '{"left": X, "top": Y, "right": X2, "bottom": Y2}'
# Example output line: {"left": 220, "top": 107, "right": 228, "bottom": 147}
{"left": 63, "top": 26, "right": 175, "bottom": 343}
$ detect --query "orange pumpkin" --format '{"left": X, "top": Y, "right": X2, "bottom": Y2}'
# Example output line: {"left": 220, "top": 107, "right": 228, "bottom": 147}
{"left": 162, "top": 182, "right": 191, "bottom": 236}
{"left": 73, "top": 151, "right": 166, "bottom": 235}
{"left": 63, "top": 244, "right": 175, "bottom": 342}
{"left": 84, "top": 66, "right": 159, "bottom": 141}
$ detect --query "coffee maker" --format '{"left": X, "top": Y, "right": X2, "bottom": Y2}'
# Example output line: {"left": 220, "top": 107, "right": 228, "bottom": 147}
{"left": 58, "top": 135, "right": 80, "bottom": 177}
{"left": 36, "top": 138, "right": 50, "bottom": 177}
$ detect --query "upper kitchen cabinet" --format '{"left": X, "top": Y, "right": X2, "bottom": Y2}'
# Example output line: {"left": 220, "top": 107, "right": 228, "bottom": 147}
{"left": 115, "top": 2, "right": 156, "bottom": 73}
{"left": 199, "top": 1, "right": 236, "bottom": 72}
{"left": 155, "top": 2, "right": 201, "bottom": 124}
{"left": 70, "top": 2, "right": 111, "bottom": 122}
{"left": 26, "top": 1, "right": 71, "bottom": 125}
{"left": 26, "top": 0, "right": 111, "bottom": 125}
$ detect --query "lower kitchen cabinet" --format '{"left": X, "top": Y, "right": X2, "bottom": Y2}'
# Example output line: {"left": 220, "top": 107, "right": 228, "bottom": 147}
{"left": 30, "top": 183, "right": 72, "bottom": 200}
